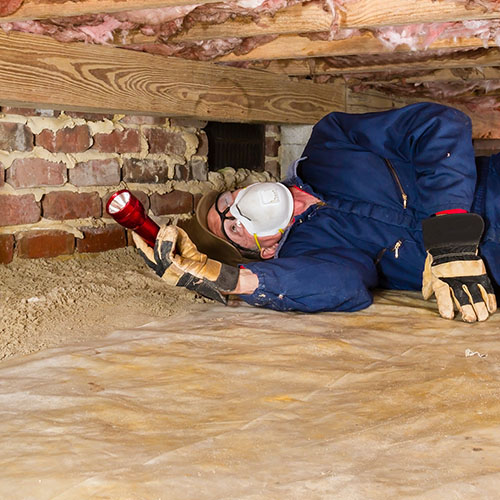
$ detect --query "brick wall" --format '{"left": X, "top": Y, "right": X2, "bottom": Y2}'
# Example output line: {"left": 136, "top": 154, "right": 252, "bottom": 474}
{"left": 0, "top": 108, "right": 279, "bottom": 264}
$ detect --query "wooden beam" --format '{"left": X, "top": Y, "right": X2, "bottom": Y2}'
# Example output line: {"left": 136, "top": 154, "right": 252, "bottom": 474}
{"left": 346, "top": 88, "right": 500, "bottom": 139}
{"left": 0, "top": 30, "right": 343, "bottom": 124}
{"left": 218, "top": 32, "right": 493, "bottom": 62}
{"left": 253, "top": 48, "right": 500, "bottom": 77}
{"left": 0, "top": 0, "right": 220, "bottom": 22}
{"left": 340, "top": 0, "right": 500, "bottom": 29}
{"left": 169, "top": 2, "right": 332, "bottom": 42}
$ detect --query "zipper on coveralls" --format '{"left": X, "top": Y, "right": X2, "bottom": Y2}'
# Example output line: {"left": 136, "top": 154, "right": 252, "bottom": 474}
{"left": 375, "top": 239, "right": 403, "bottom": 264}
{"left": 384, "top": 158, "right": 408, "bottom": 209}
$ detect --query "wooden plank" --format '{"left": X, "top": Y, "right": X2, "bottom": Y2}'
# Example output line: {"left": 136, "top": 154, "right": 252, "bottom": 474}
{"left": 340, "top": 0, "right": 500, "bottom": 29}
{"left": 0, "top": 0, "right": 220, "bottom": 22}
{"left": 346, "top": 88, "right": 500, "bottom": 139}
{"left": 255, "top": 48, "right": 500, "bottom": 77}
{"left": 169, "top": 2, "right": 332, "bottom": 42}
{"left": 0, "top": 30, "right": 343, "bottom": 124}
{"left": 218, "top": 32, "right": 491, "bottom": 62}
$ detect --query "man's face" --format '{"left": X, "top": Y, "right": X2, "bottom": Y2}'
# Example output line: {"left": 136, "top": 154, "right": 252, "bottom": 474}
{"left": 206, "top": 189, "right": 283, "bottom": 257}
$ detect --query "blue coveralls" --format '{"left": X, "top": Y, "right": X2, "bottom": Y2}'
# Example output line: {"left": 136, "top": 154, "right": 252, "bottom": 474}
{"left": 240, "top": 102, "right": 500, "bottom": 313}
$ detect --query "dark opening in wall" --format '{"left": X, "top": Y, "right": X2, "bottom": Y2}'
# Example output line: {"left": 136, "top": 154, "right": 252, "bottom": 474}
{"left": 205, "top": 122, "right": 265, "bottom": 172}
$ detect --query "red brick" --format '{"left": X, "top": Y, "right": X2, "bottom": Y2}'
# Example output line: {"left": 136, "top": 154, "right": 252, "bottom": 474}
{"left": 119, "top": 115, "right": 165, "bottom": 126}
{"left": 145, "top": 129, "right": 186, "bottom": 155}
{"left": 0, "top": 234, "right": 14, "bottom": 264}
{"left": 265, "top": 124, "right": 280, "bottom": 135}
{"left": 6, "top": 158, "right": 66, "bottom": 188}
{"left": 196, "top": 131, "right": 209, "bottom": 156}
{"left": 174, "top": 164, "right": 190, "bottom": 181}
{"left": 265, "top": 137, "right": 280, "bottom": 157}
{"left": 76, "top": 225, "right": 127, "bottom": 253}
{"left": 102, "top": 190, "right": 150, "bottom": 219}
{"left": 0, "top": 194, "right": 41, "bottom": 226}
{"left": 170, "top": 118, "right": 207, "bottom": 129}
{"left": 1, "top": 108, "right": 60, "bottom": 117}
{"left": 36, "top": 125, "right": 91, "bottom": 153}
{"left": 69, "top": 159, "right": 120, "bottom": 186}
{"left": 43, "top": 191, "right": 101, "bottom": 220}
{"left": 93, "top": 129, "right": 140, "bottom": 153}
{"left": 0, "top": 123, "right": 34, "bottom": 152}
{"left": 150, "top": 191, "right": 193, "bottom": 215}
{"left": 17, "top": 230, "right": 74, "bottom": 259}
{"left": 123, "top": 158, "right": 169, "bottom": 183}
{"left": 65, "top": 111, "right": 114, "bottom": 121}
{"left": 264, "top": 159, "right": 280, "bottom": 179}
{"left": 190, "top": 158, "right": 208, "bottom": 181}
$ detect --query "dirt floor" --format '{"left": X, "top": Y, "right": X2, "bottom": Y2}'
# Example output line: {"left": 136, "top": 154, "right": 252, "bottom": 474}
{"left": 0, "top": 247, "right": 202, "bottom": 361}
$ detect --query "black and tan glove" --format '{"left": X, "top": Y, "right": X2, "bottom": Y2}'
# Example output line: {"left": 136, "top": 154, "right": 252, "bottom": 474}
{"left": 422, "top": 213, "right": 497, "bottom": 322}
{"left": 133, "top": 226, "right": 239, "bottom": 304}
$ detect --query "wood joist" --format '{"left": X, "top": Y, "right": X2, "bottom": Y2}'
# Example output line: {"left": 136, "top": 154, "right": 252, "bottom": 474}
{"left": 1, "top": 0, "right": 500, "bottom": 129}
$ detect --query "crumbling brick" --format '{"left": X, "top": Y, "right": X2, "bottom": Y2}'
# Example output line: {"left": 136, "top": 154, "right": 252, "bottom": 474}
{"left": 150, "top": 191, "right": 193, "bottom": 215}
{"left": 0, "top": 234, "right": 14, "bottom": 264}
{"left": 76, "top": 225, "right": 127, "bottom": 253}
{"left": 0, "top": 194, "right": 40, "bottom": 226}
{"left": 170, "top": 118, "right": 207, "bottom": 129}
{"left": 17, "top": 230, "right": 74, "bottom": 259}
{"left": 119, "top": 115, "right": 165, "bottom": 126}
{"left": 42, "top": 191, "right": 101, "bottom": 220}
{"left": 36, "top": 125, "right": 91, "bottom": 153}
{"left": 265, "top": 136, "right": 280, "bottom": 157}
{"left": 64, "top": 111, "right": 114, "bottom": 121}
{"left": 123, "top": 158, "right": 169, "bottom": 183}
{"left": 0, "top": 123, "right": 34, "bottom": 152}
{"left": 190, "top": 158, "right": 208, "bottom": 181}
{"left": 6, "top": 158, "right": 67, "bottom": 188}
{"left": 145, "top": 129, "right": 186, "bottom": 156}
{"left": 196, "top": 131, "right": 209, "bottom": 156}
{"left": 264, "top": 159, "right": 280, "bottom": 179}
{"left": 1, "top": 108, "right": 60, "bottom": 117}
{"left": 70, "top": 159, "right": 121, "bottom": 186}
{"left": 93, "top": 129, "right": 141, "bottom": 153}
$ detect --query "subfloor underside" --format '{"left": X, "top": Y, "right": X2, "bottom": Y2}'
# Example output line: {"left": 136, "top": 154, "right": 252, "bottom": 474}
{"left": 1, "top": 291, "right": 500, "bottom": 499}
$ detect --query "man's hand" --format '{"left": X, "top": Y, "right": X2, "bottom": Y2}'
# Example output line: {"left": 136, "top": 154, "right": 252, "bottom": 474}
{"left": 422, "top": 213, "right": 497, "bottom": 322}
{"left": 133, "top": 226, "right": 239, "bottom": 304}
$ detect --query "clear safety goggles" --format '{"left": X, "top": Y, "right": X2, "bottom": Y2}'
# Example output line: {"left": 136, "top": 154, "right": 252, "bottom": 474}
{"left": 215, "top": 191, "right": 262, "bottom": 252}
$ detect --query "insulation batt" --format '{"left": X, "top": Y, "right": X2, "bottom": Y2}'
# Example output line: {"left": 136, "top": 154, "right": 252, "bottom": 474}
{"left": 0, "top": 0, "right": 22, "bottom": 16}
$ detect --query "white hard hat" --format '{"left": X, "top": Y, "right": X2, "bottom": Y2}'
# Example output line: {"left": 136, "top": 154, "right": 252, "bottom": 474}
{"left": 230, "top": 182, "right": 294, "bottom": 237}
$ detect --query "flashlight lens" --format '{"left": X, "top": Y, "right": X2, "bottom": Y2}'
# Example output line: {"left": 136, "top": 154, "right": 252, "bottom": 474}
{"left": 107, "top": 191, "right": 131, "bottom": 214}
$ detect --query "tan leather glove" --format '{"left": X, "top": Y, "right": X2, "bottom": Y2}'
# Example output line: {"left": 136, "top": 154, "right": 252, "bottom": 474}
{"left": 133, "top": 226, "right": 239, "bottom": 304}
{"left": 422, "top": 213, "right": 497, "bottom": 322}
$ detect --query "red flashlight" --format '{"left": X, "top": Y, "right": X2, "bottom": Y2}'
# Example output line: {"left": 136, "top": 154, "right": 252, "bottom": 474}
{"left": 106, "top": 190, "right": 159, "bottom": 248}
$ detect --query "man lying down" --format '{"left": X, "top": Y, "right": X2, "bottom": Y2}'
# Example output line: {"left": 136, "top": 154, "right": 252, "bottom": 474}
{"left": 133, "top": 102, "right": 500, "bottom": 323}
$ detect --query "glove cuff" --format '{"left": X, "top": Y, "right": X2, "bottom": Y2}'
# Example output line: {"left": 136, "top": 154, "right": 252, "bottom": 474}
{"left": 422, "top": 213, "right": 484, "bottom": 252}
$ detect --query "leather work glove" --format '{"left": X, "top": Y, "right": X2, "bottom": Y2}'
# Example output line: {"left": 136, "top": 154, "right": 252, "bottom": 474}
{"left": 422, "top": 213, "right": 497, "bottom": 322}
{"left": 133, "top": 225, "right": 239, "bottom": 304}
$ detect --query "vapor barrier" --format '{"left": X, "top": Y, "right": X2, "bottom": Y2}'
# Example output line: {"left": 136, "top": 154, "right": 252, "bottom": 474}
{"left": 1, "top": 291, "right": 500, "bottom": 499}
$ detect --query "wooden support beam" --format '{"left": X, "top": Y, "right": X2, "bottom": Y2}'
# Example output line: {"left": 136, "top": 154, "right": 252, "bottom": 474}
{"left": 0, "top": 0, "right": 220, "bottom": 22}
{"left": 218, "top": 32, "right": 492, "bottom": 62}
{"left": 253, "top": 48, "right": 500, "bottom": 77}
{"left": 346, "top": 88, "right": 500, "bottom": 139}
{"left": 0, "top": 30, "right": 343, "bottom": 124}
{"left": 169, "top": 2, "right": 332, "bottom": 42}
{"left": 340, "top": 0, "right": 500, "bottom": 29}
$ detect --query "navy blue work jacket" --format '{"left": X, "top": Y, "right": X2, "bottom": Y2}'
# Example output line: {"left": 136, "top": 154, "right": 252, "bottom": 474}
{"left": 241, "top": 102, "right": 500, "bottom": 313}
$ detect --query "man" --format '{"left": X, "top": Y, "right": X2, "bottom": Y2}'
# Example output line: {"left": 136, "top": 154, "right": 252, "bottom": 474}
{"left": 134, "top": 102, "right": 500, "bottom": 323}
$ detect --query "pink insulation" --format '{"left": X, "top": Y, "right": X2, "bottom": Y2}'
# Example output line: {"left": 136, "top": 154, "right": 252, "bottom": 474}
{"left": 0, "top": 0, "right": 22, "bottom": 17}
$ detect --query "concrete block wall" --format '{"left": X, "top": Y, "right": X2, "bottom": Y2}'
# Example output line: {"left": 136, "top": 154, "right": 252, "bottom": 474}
{"left": 0, "top": 107, "right": 278, "bottom": 264}
{"left": 278, "top": 124, "right": 313, "bottom": 179}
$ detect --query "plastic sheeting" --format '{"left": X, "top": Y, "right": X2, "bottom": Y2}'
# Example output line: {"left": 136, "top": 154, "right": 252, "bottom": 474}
{"left": 1, "top": 291, "right": 500, "bottom": 499}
